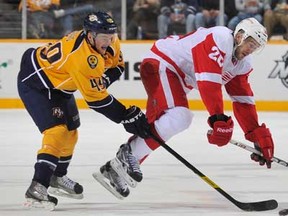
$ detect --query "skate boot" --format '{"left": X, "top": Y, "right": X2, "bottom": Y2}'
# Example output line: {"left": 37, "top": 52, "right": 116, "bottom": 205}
{"left": 93, "top": 161, "right": 129, "bottom": 200}
{"left": 110, "top": 143, "right": 143, "bottom": 187}
{"left": 24, "top": 181, "right": 58, "bottom": 211}
{"left": 48, "top": 175, "right": 84, "bottom": 199}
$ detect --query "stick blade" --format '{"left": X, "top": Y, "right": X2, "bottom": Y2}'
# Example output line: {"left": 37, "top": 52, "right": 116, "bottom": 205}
{"left": 236, "top": 199, "right": 278, "bottom": 211}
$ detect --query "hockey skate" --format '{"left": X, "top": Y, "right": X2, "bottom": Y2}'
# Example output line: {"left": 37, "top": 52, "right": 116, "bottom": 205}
{"left": 110, "top": 143, "right": 143, "bottom": 188}
{"left": 93, "top": 161, "right": 129, "bottom": 200}
{"left": 48, "top": 175, "right": 84, "bottom": 199}
{"left": 24, "top": 181, "right": 58, "bottom": 211}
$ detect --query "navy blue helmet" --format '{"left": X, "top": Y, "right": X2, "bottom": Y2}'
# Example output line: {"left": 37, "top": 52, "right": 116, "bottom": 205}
{"left": 83, "top": 11, "right": 117, "bottom": 34}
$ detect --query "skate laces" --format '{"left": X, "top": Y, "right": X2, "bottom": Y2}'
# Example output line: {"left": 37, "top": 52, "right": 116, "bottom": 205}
{"left": 127, "top": 152, "right": 141, "bottom": 174}
{"left": 120, "top": 144, "right": 141, "bottom": 174}
{"left": 109, "top": 169, "right": 127, "bottom": 190}
{"left": 58, "top": 176, "right": 76, "bottom": 190}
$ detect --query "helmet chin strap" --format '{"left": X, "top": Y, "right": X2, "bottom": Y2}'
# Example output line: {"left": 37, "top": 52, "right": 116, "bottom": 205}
{"left": 92, "top": 38, "right": 98, "bottom": 52}
{"left": 86, "top": 32, "right": 99, "bottom": 53}
{"left": 232, "top": 42, "right": 240, "bottom": 60}
{"left": 232, "top": 34, "right": 245, "bottom": 60}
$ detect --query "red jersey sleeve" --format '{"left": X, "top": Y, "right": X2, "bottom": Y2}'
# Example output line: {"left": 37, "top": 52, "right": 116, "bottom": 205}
{"left": 225, "top": 74, "right": 260, "bottom": 133}
{"left": 192, "top": 33, "right": 225, "bottom": 115}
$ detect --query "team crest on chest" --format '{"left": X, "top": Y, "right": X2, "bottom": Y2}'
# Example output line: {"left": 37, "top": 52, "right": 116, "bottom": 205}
{"left": 87, "top": 55, "right": 98, "bottom": 69}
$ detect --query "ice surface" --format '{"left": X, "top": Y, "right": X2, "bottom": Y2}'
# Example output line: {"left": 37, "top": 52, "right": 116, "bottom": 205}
{"left": 0, "top": 109, "right": 287, "bottom": 216}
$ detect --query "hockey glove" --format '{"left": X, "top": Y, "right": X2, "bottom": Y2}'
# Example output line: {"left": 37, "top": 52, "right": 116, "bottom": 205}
{"left": 245, "top": 124, "right": 274, "bottom": 168}
{"left": 121, "top": 106, "right": 151, "bottom": 139}
{"left": 207, "top": 114, "right": 234, "bottom": 146}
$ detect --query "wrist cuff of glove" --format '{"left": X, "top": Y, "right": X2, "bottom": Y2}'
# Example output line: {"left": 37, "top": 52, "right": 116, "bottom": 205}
{"left": 245, "top": 124, "right": 271, "bottom": 142}
{"left": 208, "top": 114, "right": 230, "bottom": 127}
{"left": 121, "top": 106, "right": 143, "bottom": 123}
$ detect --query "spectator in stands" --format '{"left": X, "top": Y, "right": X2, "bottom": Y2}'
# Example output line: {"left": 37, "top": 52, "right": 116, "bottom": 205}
{"left": 228, "top": 0, "right": 263, "bottom": 31}
{"left": 263, "top": 0, "right": 288, "bottom": 40}
{"left": 224, "top": 0, "right": 238, "bottom": 22}
{"left": 19, "top": 0, "right": 60, "bottom": 38}
{"left": 18, "top": 0, "right": 93, "bottom": 39}
{"left": 158, "top": 0, "right": 199, "bottom": 39}
{"left": 194, "top": 0, "right": 228, "bottom": 29}
{"left": 126, "top": 0, "right": 160, "bottom": 39}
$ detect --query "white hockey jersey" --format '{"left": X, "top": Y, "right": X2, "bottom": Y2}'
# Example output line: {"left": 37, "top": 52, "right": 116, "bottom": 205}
{"left": 144, "top": 26, "right": 260, "bottom": 134}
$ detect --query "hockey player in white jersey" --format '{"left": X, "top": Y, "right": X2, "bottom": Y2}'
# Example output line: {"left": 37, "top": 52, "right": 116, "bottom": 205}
{"left": 93, "top": 18, "right": 274, "bottom": 199}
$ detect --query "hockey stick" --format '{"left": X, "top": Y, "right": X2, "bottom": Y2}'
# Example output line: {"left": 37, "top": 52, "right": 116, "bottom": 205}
{"left": 229, "top": 139, "right": 288, "bottom": 167}
{"left": 150, "top": 134, "right": 278, "bottom": 211}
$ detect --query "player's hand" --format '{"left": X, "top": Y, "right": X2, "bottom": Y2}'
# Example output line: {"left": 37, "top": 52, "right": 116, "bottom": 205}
{"left": 207, "top": 114, "right": 234, "bottom": 146}
{"left": 245, "top": 124, "right": 274, "bottom": 168}
{"left": 121, "top": 106, "right": 151, "bottom": 139}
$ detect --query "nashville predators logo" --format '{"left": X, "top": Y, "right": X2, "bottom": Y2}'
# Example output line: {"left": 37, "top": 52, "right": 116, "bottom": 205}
{"left": 52, "top": 107, "right": 64, "bottom": 118}
{"left": 88, "top": 14, "right": 98, "bottom": 22}
{"left": 106, "top": 18, "right": 114, "bottom": 23}
{"left": 268, "top": 51, "right": 288, "bottom": 88}
{"left": 87, "top": 55, "right": 98, "bottom": 69}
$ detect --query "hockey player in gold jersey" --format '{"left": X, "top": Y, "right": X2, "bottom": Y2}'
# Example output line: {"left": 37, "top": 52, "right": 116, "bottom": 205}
{"left": 17, "top": 11, "right": 151, "bottom": 210}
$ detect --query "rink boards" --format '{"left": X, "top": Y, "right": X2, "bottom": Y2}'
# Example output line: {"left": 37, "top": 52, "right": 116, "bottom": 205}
{"left": 0, "top": 39, "right": 287, "bottom": 111}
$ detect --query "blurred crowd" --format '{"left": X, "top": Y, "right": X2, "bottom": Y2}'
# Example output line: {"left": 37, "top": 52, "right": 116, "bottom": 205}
{"left": 0, "top": 0, "right": 288, "bottom": 40}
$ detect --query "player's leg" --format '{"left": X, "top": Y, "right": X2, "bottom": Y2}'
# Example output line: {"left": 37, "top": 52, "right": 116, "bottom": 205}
{"left": 93, "top": 161, "right": 130, "bottom": 199}
{"left": 18, "top": 83, "right": 81, "bottom": 208}
{"left": 48, "top": 128, "right": 84, "bottom": 199}
{"left": 17, "top": 49, "right": 60, "bottom": 209}
{"left": 109, "top": 135, "right": 141, "bottom": 187}
{"left": 111, "top": 58, "right": 193, "bottom": 186}
{"left": 17, "top": 85, "right": 62, "bottom": 209}
{"left": 47, "top": 93, "right": 83, "bottom": 199}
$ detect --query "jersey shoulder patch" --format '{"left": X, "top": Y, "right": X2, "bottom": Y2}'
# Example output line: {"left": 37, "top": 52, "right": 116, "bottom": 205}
{"left": 87, "top": 55, "right": 98, "bottom": 69}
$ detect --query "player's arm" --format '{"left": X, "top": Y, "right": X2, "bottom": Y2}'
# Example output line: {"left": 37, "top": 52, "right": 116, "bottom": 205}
{"left": 102, "top": 65, "right": 124, "bottom": 88}
{"left": 103, "top": 39, "right": 125, "bottom": 88}
{"left": 77, "top": 75, "right": 150, "bottom": 139}
{"left": 192, "top": 35, "right": 224, "bottom": 116}
{"left": 87, "top": 95, "right": 151, "bottom": 139}
{"left": 70, "top": 58, "right": 150, "bottom": 139}
{"left": 224, "top": 73, "right": 259, "bottom": 133}
{"left": 225, "top": 74, "right": 274, "bottom": 168}
{"left": 192, "top": 33, "right": 233, "bottom": 146}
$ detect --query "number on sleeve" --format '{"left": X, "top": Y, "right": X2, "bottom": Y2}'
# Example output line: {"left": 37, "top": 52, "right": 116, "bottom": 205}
{"left": 40, "top": 42, "right": 62, "bottom": 64}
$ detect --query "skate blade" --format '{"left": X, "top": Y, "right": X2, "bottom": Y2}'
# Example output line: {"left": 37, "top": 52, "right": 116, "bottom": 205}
{"left": 110, "top": 158, "right": 137, "bottom": 188}
{"left": 92, "top": 172, "right": 124, "bottom": 200}
{"left": 48, "top": 187, "right": 83, "bottom": 200}
{"left": 23, "top": 198, "right": 56, "bottom": 211}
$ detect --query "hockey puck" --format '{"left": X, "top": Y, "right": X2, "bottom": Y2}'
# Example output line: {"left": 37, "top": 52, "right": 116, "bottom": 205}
{"left": 279, "top": 209, "right": 288, "bottom": 216}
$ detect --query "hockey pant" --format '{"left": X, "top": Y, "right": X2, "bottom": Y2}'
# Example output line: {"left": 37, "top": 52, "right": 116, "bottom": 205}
{"left": 130, "top": 58, "right": 194, "bottom": 163}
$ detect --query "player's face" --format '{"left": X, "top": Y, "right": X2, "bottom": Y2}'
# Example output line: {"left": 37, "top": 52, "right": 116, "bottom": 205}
{"left": 235, "top": 37, "right": 260, "bottom": 60}
{"left": 94, "top": 33, "right": 115, "bottom": 55}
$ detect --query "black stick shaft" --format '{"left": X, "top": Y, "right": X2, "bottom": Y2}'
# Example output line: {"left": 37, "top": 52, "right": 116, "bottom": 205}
{"left": 150, "top": 134, "right": 278, "bottom": 211}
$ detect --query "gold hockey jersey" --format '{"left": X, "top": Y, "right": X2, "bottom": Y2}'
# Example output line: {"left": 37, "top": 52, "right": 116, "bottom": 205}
{"left": 34, "top": 30, "right": 124, "bottom": 102}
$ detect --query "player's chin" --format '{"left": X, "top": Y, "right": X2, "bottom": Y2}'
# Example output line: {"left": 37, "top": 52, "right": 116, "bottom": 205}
{"left": 102, "top": 46, "right": 108, "bottom": 51}
{"left": 236, "top": 53, "right": 246, "bottom": 61}
{"left": 97, "top": 47, "right": 107, "bottom": 55}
